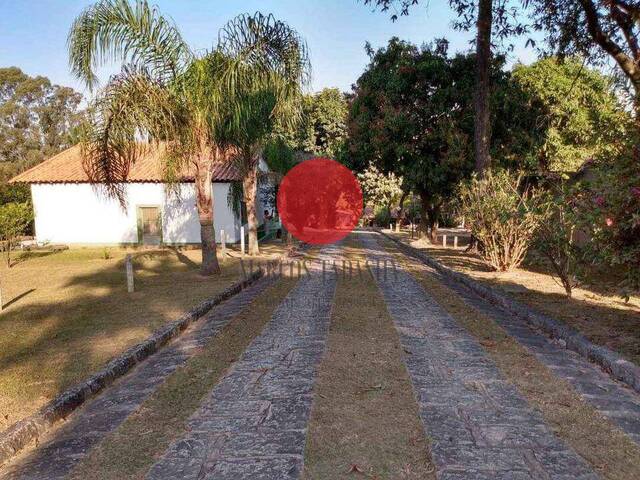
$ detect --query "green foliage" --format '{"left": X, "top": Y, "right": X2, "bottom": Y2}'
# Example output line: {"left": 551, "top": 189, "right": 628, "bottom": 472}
{"left": 348, "top": 38, "right": 475, "bottom": 204}
{"left": 0, "top": 67, "right": 83, "bottom": 204}
{"left": 459, "top": 171, "right": 546, "bottom": 271}
{"left": 528, "top": 0, "right": 640, "bottom": 109}
{"left": 299, "top": 88, "right": 348, "bottom": 158}
{"left": 534, "top": 185, "right": 583, "bottom": 296}
{"left": 274, "top": 87, "right": 348, "bottom": 159}
{"left": 575, "top": 146, "right": 640, "bottom": 295}
{"left": 0, "top": 202, "right": 33, "bottom": 267}
{"left": 374, "top": 205, "right": 392, "bottom": 227}
{"left": 510, "top": 57, "right": 630, "bottom": 172}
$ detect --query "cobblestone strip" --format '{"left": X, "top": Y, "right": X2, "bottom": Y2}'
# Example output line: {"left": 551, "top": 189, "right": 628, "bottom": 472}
{"left": 433, "top": 268, "right": 640, "bottom": 447}
{"left": 145, "top": 246, "right": 339, "bottom": 480}
{"left": 360, "top": 232, "right": 598, "bottom": 480}
{"left": 0, "top": 279, "right": 275, "bottom": 480}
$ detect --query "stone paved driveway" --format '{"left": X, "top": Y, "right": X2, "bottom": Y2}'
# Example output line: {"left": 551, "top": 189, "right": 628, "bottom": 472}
{"left": 360, "top": 231, "right": 599, "bottom": 479}
{"left": 1, "top": 233, "right": 640, "bottom": 479}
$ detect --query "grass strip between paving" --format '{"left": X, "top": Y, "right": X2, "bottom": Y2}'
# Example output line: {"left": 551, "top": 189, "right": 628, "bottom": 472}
{"left": 67, "top": 276, "right": 299, "bottom": 480}
{"left": 303, "top": 234, "right": 435, "bottom": 480}
{"left": 378, "top": 233, "right": 640, "bottom": 480}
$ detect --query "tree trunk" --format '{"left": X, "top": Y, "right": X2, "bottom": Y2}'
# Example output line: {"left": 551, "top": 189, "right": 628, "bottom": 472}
{"left": 426, "top": 204, "right": 440, "bottom": 244}
{"left": 397, "top": 191, "right": 408, "bottom": 226}
{"left": 418, "top": 190, "right": 429, "bottom": 239}
{"left": 194, "top": 156, "right": 221, "bottom": 276}
{"left": 474, "top": 0, "right": 493, "bottom": 175}
{"left": 243, "top": 159, "right": 260, "bottom": 256}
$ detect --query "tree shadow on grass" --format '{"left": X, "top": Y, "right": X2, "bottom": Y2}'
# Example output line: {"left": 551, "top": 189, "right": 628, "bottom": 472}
{"left": 0, "top": 248, "right": 242, "bottom": 431}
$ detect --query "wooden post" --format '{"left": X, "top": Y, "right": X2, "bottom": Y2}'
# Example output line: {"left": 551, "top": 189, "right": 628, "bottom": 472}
{"left": 442, "top": 235, "right": 447, "bottom": 248}
{"left": 221, "top": 229, "right": 226, "bottom": 263}
{"left": 395, "top": 222, "right": 400, "bottom": 233}
{"left": 454, "top": 236, "right": 458, "bottom": 248}
{"left": 240, "top": 226, "right": 245, "bottom": 256}
{"left": 125, "top": 254, "right": 134, "bottom": 293}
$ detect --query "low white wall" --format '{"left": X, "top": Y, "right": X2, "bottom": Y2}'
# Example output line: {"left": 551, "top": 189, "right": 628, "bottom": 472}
{"left": 31, "top": 182, "right": 241, "bottom": 245}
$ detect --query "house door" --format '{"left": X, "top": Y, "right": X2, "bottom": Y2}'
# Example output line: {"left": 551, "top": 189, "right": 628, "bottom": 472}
{"left": 138, "top": 206, "right": 161, "bottom": 245}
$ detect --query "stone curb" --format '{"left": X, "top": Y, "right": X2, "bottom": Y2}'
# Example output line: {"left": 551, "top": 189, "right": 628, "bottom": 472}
{"left": 378, "top": 229, "right": 640, "bottom": 395}
{"left": 0, "top": 268, "right": 264, "bottom": 467}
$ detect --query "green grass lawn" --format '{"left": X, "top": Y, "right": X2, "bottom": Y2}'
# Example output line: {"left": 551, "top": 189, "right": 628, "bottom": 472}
{"left": 0, "top": 243, "right": 286, "bottom": 430}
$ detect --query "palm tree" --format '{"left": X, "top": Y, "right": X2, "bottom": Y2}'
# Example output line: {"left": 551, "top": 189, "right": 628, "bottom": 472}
{"left": 220, "top": 14, "right": 310, "bottom": 255}
{"left": 68, "top": 0, "right": 308, "bottom": 273}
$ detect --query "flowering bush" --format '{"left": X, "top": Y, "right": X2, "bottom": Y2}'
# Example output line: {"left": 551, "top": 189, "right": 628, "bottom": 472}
{"left": 576, "top": 146, "right": 640, "bottom": 296}
{"left": 459, "top": 171, "right": 546, "bottom": 271}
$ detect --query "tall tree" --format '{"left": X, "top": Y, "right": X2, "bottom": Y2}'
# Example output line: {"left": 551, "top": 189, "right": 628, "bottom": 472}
{"left": 363, "top": 0, "right": 527, "bottom": 173}
{"left": 475, "top": 0, "right": 493, "bottom": 173}
{"left": 68, "top": 0, "right": 307, "bottom": 273}
{"left": 0, "top": 67, "right": 82, "bottom": 203}
{"left": 222, "top": 14, "right": 310, "bottom": 256}
{"left": 349, "top": 39, "right": 476, "bottom": 241}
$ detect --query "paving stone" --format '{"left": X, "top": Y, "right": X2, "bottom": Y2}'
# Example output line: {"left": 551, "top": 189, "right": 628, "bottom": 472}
{"left": 146, "top": 245, "right": 339, "bottom": 480}
{"left": 360, "top": 232, "right": 598, "bottom": 480}
{"left": 425, "top": 255, "right": 640, "bottom": 447}
{"left": 0, "top": 279, "right": 275, "bottom": 480}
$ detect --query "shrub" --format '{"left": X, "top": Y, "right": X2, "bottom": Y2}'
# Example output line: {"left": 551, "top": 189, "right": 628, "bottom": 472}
{"left": 534, "top": 186, "right": 583, "bottom": 297}
{"left": 576, "top": 146, "right": 640, "bottom": 296}
{"left": 459, "top": 170, "right": 545, "bottom": 271}
{"left": 0, "top": 202, "right": 33, "bottom": 267}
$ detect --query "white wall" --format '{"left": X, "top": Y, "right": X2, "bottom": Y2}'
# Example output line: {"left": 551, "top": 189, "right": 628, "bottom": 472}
{"left": 31, "top": 182, "right": 241, "bottom": 245}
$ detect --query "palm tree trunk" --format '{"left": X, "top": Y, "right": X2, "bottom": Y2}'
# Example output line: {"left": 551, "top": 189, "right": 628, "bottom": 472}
{"left": 475, "top": 0, "right": 493, "bottom": 175}
{"left": 194, "top": 157, "right": 221, "bottom": 275}
{"left": 243, "top": 160, "right": 260, "bottom": 256}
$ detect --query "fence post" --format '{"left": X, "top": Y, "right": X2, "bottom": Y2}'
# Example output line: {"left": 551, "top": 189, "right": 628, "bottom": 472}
{"left": 395, "top": 222, "right": 400, "bottom": 233}
{"left": 442, "top": 234, "right": 447, "bottom": 248}
{"left": 240, "top": 226, "right": 245, "bottom": 256}
{"left": 221, "top": 229, "right": 226, "bottom": 263}
{"left": 454, "top": 236, "right": 458, "bottom": 248}
{"left": 125, "top": 254, "right": 134, "bottom": 293}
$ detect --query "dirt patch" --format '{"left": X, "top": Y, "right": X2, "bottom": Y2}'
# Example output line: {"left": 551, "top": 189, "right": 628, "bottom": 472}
{"left": 387, "top": 230, "right": 640, "bottom": 367}
{"left": 66, "top": 276, "right": 298, "bottom": 480}
{"left": 379, "top": 234, "right": 640, "bottom": 480}
{"left": 303, "top": 235, "right": 435, "bottom": 480}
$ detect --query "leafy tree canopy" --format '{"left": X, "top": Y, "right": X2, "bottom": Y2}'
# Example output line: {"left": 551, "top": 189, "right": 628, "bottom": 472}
{"left": 276, "top": 87, "right": 349, "bottom": 159}
{"left": 510, "top": 57, "right": 631, "bottom": 173}
{"left": 0, "top": 67, "right": 83, "bottom": 203}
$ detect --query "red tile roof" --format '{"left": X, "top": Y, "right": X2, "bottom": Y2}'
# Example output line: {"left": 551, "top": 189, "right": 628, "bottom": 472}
{"left": 10, "top": 144, "right": 242, "bottom": 184}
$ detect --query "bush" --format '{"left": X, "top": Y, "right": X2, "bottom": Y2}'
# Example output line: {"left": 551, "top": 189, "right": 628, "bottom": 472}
{"left": 576, "top": 146, "right": 640, "bottom": 296}
{"left": 459, "top": 170, "right": 545, "bottom": 271}
{"left": 0, "top": 202, "right": 33, "bottom": 267}
{"left": 534, "top": 186, "right": 583, "bottom": 297}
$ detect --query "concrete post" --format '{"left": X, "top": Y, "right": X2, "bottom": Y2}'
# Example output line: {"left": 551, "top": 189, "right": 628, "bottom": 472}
{"left": 125, "top": 254, "right": 134, "bottom": 293}
{"left": 442, "top": 235, "right": 447, "bottom": 248}
{"left": 240, "top": 226, "right": 245, "bottom": 256}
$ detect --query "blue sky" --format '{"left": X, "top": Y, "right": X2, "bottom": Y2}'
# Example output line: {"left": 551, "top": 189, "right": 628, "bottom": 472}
{"left": 0, "top": 0, "right": 538, "bottom": 98}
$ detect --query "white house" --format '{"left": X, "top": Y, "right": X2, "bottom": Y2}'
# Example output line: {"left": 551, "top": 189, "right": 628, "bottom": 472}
{"left": 10, "top": 144, "right": 266, "bottom": 246}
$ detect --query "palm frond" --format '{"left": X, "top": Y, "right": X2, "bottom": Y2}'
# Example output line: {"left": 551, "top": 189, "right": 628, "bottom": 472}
{"left": 68, "top": 0, "right": 192, "bottom": 89}
{"left": 219, "top": 12, "right": 311, "bottom": 88}
{"left": 81, "top": 65, "right": 184, "bottom": 205}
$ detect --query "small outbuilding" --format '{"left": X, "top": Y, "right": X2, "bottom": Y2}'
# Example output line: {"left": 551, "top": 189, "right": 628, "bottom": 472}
{"left": 10, "top": 144, "right": 266, "bottom": 246}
